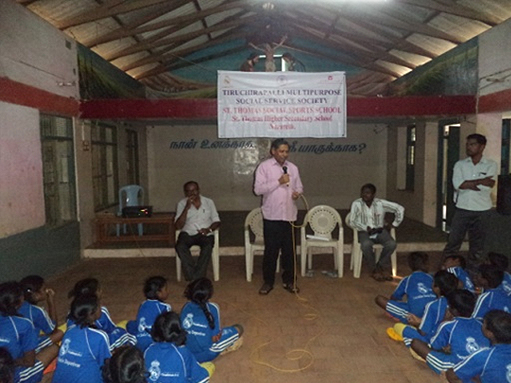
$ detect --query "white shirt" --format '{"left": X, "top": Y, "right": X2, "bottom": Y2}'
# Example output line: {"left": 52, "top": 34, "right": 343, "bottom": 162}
{"left": 349, "top": 197, "right": 405, "bottom": 232}
{"left": 453, "top": 156, "right": 498, "bottom": 211}
{"left": 175, "top": 196, "right": 220, "bottom": 235}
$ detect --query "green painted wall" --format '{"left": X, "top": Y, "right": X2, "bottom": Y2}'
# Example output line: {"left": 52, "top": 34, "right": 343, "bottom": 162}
{"left": 0, "top": 222, "right": 80, "bottom": 281}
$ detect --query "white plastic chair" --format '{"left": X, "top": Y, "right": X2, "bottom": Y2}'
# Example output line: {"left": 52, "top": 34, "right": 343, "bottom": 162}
{"left": 244, "top": 208, "right": 280, "bottom": 282}
{"left": 175, "top": 229, "right": 220, "bottom": 282}
{"left": 117, "top": 185, "right": 144, "bottom": 236}
{"left": 346, "top": 212, "right": 397, "bottom": 278}
{"left": 300, "top": 205, "right": 344, "bottom": 278}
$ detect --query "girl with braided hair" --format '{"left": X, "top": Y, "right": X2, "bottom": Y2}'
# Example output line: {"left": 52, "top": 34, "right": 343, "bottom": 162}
{"left": 180, "top": 278, "right": 243, "bottom": 362}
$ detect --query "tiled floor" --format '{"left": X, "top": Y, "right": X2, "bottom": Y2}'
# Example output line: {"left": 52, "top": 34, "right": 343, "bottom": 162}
{"left": 45, "top": 251, "right": 449, "bottom": 383}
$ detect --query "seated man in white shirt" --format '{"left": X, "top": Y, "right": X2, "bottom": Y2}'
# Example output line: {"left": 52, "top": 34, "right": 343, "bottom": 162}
{"left": 175, "top": 181, "right": 220, "bottom": 281}
{"left": 349, "top": 183, "right": 405, "bottom": 281}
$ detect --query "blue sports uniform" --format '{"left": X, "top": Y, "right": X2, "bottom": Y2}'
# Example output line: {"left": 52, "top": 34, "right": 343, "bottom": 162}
{"left": 52, "top": 325, "right": 111, "bottom": 383}
{"left": 144, "top": 342, "right": 209, "bottom": 383}
{"left": 128, "top": 300, "right": 171, "bottom": 352}
{"left": 402, "top": 296, "right": 448, "bottom": 347}
{"left": 180, "top": 301, "right": 240, "bottom": 363}
{"left": 447, "top": 266, "right": 476, "bottom": 293}
{"left": 426, "top": 317, "right": 490, "bottom": 373}
{"left": 67, "top": 306, "right": 136, "bottom": 351}
{"left": 452, "top": 343, "right": 511, "bottom": 383}
{"left": 0, "top": 315, "right": 44, "bottom": 383}
{"left": 498, "top": 272, "right": 511, "bottom": 295}
{"left": 471, "top": 288, "right": 511, "bottom": 320}
{"left": 386, "top": 271, "right": 437, "bottom": 322}
{"left": 18, "top": 300, "right": 56, "bottom": 352}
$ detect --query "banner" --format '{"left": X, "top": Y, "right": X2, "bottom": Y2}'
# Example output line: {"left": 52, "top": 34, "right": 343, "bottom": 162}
{"left": 217, "top": 71, "right": 346, "bottom": 138}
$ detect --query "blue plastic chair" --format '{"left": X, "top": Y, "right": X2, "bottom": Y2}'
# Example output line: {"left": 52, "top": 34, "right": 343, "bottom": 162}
{"left": 116, "top": 185, "right": 144, "bottom": 237}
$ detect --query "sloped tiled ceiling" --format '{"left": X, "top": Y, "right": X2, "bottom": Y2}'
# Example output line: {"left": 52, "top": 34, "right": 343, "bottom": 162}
{"left": 18, "top": 0, "right": 511, "bottom": 97}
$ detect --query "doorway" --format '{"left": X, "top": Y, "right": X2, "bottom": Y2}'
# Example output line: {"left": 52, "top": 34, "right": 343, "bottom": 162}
{"left": 437, "top": 122, "right": 460, "bottom": 232}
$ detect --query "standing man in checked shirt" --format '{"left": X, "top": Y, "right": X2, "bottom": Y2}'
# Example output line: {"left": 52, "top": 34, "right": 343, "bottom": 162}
{"left": 443, "top": 133, "right": 498, "bottom": 270}
{"left": 349, "top": 183, "right": 405, "bottom": 281}
{"left": 254, "top": 138, "right": 303, "bottom": 295}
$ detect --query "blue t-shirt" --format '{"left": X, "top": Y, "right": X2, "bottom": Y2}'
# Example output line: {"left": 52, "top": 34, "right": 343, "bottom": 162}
{"left": 453, "top": 343, "right": 511, "bottom": 383}
{"left": 144, "top": 342, "right": 209, "bottom": 383}
{"left": 430, "top": 317, "right": 489, "bottom": 362}
{"left": 18, "top": 301, "right": 55, "bottom": 340}
{"left": 419, "top": 296, "right": 448, "bottom": 336}
{"left": 472, "top": 288, "right": 511, "bottom": 320}
{"left": 392, "top": 271, "right": 437, "bottom": 317}
{"left": 180, "top": 301, "right": 221, "bottom": 355}
{"left": 133, "top": 300, "right": 171, "bottom": 351}
{"left": 52, "top": 326, "right": 111, "bottom": 383}
{"left": 0, "top": 315, "right": 37, "bottom": 359}
{"left": 447, "top": 266, "right": 476, "bottom": 293}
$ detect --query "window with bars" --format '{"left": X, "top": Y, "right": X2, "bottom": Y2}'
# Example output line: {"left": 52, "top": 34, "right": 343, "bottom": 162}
{"left": 91, "top": 122, "right": 118, "bottom": 211}
{"left": 126, "top": 129, "right": 140, "bottom": 185}
{"left": 40, "top": 115, "right": 77, "bottom": 226}
{"left": 405, "top": 125, "right": 416, "bottom": 191}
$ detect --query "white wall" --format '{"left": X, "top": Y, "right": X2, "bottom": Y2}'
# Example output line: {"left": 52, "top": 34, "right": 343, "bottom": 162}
{"left": 0, "top": 1, "right": 78, "bottom": 100}
{"left": 0, "top": 101, "right": 45, "bottom": 237}
{"left": 478, "top": 18, "right": 511, "bottom": 98}
{"left": 147, "top": 123, "right": 388, "bottom": 212}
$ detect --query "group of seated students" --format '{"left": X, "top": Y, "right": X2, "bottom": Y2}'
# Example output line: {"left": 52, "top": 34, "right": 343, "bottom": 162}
{"left": 375, "top": 251, "right": 511, "bottom": 382}
{"left": 0, "top": 275, "right": 243, "bottom": 383}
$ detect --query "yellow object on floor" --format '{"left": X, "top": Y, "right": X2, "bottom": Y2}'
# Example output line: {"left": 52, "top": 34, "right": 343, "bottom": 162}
{"left": 116, "top": 320, "right": 128, "bottom": 329}
{"left": 386, "top": 327, "right": 404, "bottom": 342}
{"left": 393, "top": 322, "right": 408, "bottom": 337}
{"left": 200, "top": 362, "right": 216, "bottom": 377}
{"left": 410, "top": 347, "right": 426, "bottom": 362}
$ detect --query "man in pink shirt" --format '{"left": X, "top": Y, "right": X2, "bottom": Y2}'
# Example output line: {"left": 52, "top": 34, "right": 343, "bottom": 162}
{"left": 254, "top": 138, "right": 303, "bottom": 295}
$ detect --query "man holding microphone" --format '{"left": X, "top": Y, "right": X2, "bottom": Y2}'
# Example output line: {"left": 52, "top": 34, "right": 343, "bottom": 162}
{"left": 254, "top": 139, "right": 303, "bottom": 295}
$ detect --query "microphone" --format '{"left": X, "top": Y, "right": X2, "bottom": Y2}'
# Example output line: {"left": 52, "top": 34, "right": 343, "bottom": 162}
{"left": 282, "top": 166, "right": 289, "bottom": 186}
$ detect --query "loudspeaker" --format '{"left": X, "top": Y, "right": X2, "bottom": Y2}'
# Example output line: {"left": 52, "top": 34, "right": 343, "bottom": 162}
{"left": 497, "top": 175, "right": 511, "bottom": 215}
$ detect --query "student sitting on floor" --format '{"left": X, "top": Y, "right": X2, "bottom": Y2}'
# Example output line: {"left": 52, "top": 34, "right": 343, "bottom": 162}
{"left": 102, "top": 345, "right": 146, "bottom": 383}
{"left": 0, "top": 282, "right": 59, "bottom": 383}
{"left": 410, "top": 289, "right": 489, "bottom": 374}
{"left": 487, "top": 252, "right": 511, "bottom": 295}
{"left": 53, "top": 294, "right": 111, "bottom": 383}
{"left": 18, "top": 275, "right": 64, "bottom": 352}
{"left": 442, "top": 255, "right": 476, "bottom": 293}
{"left": 471, "top": 264, "right": 511, "bottom": 320}
{"left": 180, "top": 278, "right": 243, "bottom": 363}
{"left": 446, "top": 309, "right": 511, "bottom": 383}
{"left": 388, "top": 270, "right": 458, "bottom": 345}
{"left": 144, "top": 311, "right": 212, "bottom": 383}
{"left": 375, "top": 252, "right": 437, "bottom": 323}
{"left": 127, "top": 276, "right": 171, "bottom": 352}
{"left": 68, "top": 278, "right": 136, "bottom": 351}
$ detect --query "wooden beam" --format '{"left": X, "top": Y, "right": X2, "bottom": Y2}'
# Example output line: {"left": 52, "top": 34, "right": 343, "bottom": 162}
{"left": 83, "top": 0, "right": 190, "bottom": 47}
{"left": 106, "top": 14, "right": 257, "bottom": 62}
{"left": 56, "top": 0, "right": 179, "bottom": 30}
{"left": 395, "top": 0, "right": 500, "bottom": 26}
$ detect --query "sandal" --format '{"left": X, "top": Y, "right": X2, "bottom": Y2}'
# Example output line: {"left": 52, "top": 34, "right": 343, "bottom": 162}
{"left": 258, "top": 283, "right": 273, "bottom": 295}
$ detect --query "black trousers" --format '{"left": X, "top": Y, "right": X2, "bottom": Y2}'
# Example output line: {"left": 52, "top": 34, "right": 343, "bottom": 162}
{"left": 443, "top": 208, "right": 489, "bottom": 269}
{"left": 262, "top": 219, "right": 297, "bottom": 286}
{"left": 176, "top": 232, "right": 214, "bottom": 281}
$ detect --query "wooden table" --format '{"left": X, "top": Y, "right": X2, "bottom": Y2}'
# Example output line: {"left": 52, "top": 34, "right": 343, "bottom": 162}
{"left": 95, "top": 213, "right": 175, "bottom": 246}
